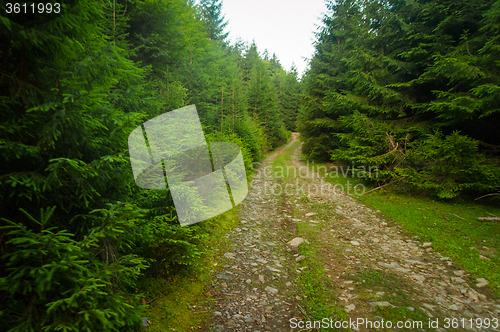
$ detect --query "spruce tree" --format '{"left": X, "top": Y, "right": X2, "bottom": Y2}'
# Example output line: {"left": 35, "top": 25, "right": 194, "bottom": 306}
{"left": 199, "top": 0, "right": 229, "bottom": 42}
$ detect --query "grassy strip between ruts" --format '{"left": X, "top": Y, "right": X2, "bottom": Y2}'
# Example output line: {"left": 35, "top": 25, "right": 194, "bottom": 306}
{"left": 305, "top": 159, "right": 500, "bottom": 299}
{"left": 351, "top": 268, "right": 434, "bottom": 330}
{"left": 271, "top": 141, "right": 349, "bottom": 330}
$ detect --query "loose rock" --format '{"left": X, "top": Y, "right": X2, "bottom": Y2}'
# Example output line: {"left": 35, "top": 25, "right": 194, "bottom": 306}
{"left": 265, "top": 286, "right": 279, "bottom": 295}
{"left": 287, "top": 237, "right": 305, "bottom": 247}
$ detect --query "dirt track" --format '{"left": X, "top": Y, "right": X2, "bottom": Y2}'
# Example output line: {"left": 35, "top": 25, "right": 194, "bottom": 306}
{"left": 204, "top": 133, "right": 500, "bottom": 332}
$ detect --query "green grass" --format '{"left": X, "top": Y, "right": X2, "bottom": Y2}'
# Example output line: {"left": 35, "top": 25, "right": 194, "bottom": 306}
{"left": 360, "top": 193, "right": 500, "bottom": 297}
{"left": 352, "top": 269, "right": 432, "bottom": 330}
{"left": 138, "top": 208, "right": 237, "bottom": 332}
{"left": 296, "top": 238, "right": 348, "bottom": 325}
{"left": 271, "top": 140, "right": 300, "bottom": 175}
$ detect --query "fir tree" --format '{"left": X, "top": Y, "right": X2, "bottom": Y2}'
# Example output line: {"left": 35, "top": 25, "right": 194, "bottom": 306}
{"left": 199, "top": 0, "right": 229, "bottom": 42}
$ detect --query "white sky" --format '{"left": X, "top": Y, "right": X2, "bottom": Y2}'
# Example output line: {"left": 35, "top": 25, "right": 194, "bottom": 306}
{"left": 221, "top": 0, "right": 328, "bottom": 78}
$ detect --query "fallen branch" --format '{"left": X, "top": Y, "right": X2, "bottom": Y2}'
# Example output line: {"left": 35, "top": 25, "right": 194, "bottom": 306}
{"left": 452, "top": 214, "right": 465, "bottom": 220}
{"left": 145, "top": 290, "right": 168, "bottom": 305}
{"left": 373, "top": 142, "right": 399, "bottom": 158}
{"left": 297, "top": 304, "right": 311, "bottom": 320}
{"left": 364, "top": 183, "right": 389, "bottom": 194}
{"left": 477, "top": 217, "right": 500, "bottom": 222}
{"left": 474, "top": 193, "right": 500, "bottom": 201}
{"left": 297, "top": 304, "right": 319, "bottom": 331}
{"left": 466, "top": 41, "right": 474, "bottom": 57}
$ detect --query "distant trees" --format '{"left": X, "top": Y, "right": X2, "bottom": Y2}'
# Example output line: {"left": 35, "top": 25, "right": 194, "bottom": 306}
{"left": 299, "top": 0, "right": 500, "bottom": 198}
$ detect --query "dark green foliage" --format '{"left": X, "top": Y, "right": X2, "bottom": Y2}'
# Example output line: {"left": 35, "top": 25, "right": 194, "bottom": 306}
{"left": 199, "top": 0, "right": 229, "bottom": 42}
{"left": 298, "top": 0, "right": 500, "bottom": 198}
{"left": 0, "top": 206, "right": 147, "bottom": 331}
{"left": 278, "top": 64, "right": 302, "bottom": 131}
{"left": 397, "top": 132, "right": 500, "bottom": 198}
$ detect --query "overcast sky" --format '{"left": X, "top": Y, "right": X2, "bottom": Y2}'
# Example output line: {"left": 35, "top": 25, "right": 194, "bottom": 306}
{"left": 221, "top": 0, "right": 328, "bottom": 78}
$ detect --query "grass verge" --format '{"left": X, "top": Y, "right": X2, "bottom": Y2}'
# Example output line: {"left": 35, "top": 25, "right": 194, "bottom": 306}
{"left": 138, "top": 209, "right": 237, "bottom": 331}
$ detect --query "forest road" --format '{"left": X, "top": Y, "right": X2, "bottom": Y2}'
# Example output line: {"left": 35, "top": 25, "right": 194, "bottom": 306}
{"left": 204, "top": 133, "right": 499, "bottom": 332}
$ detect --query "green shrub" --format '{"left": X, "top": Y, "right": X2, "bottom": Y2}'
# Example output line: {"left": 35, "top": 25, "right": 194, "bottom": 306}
{"left": 397, "top": 131, "right": 500, "bottom": 198}
{"left": 0, "top": 206, "right": 148, "bottom": 332}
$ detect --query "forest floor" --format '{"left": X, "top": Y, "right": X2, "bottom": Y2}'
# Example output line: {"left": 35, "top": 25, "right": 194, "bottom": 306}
{"left": 189, "top": 133, "right": 500, "bottom": 332}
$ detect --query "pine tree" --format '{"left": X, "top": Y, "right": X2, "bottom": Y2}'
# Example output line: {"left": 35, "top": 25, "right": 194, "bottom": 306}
{"left": 199, "top": 0, "right": 229, "bottom": 42}
{"left": 0, "top": 0, "right": 151, "bottom": 329}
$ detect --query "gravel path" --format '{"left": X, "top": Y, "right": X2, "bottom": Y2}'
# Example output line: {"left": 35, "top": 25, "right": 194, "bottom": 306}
{"left": 203, "top": 134, "right": 500, "bottom": 332}
{"left": 205, "top": 135, "right": 301, "bottom": 332}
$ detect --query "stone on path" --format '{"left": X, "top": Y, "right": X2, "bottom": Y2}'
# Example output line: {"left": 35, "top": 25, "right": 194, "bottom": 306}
{"left": 476, "top": 278, "right": 489, "bottom": 288}
{"left": 345, "top": 304, "right": 355, "bottom": 312}
{"left": 471, "top": 305, "right": 483, "bottom": 313}
{"left": 377, "top": 261, "right": 410, "bottom": 273}
{"left": 451, "top": 277, "right": 465, "bottom": 284}
{"left": 295, "top": 255, "right": 306, "bottom": 262}
{"left": 351, "top": 240, "right": 360, "bottom": 246}
{"left": 224, "top": 253, "right": 236, "bottom": 259}
{"left": 370, "top": 301, "right": 393, "bottom": 307}
{"left": 287, "top": 237, "right": 305, "bottom": 247}
{"left": 305, "top": 212, "right": 317, "bottom": 217}
{"left": 422, "top": 303, "right": 435, "bottom": 311}
{"left": 266, "top": 266, "right": 281, "bottom": 273}
{"left": 422, "top": 242, "right": 432, "bottom": 247}
{"left": 259, "top": 275, "right": 265, "bottom": 283}
{"left": 265, "top": 286, "right": 279, "bottom": 295}
{"left": 413, "top": 275, "right": 425, "bottom": 282}
{"left": 468, "top": 290, "right": 479, "bottom": 302}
